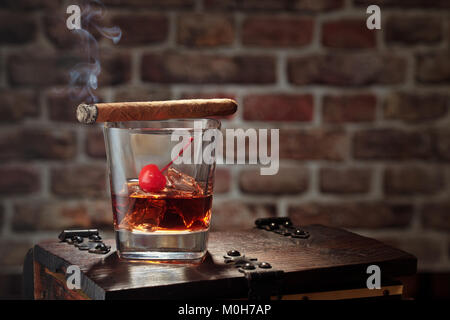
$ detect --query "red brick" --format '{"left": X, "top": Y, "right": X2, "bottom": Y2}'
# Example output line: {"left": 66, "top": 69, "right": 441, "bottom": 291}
{"left": 322, "top": 94, "right": 376, "bottom": 123}
{"left": 97, "top": 53, "right": 132, "bottom": 86}
{"left": 8, "top": 51, "right": 82, "bottom": 87}
{"left": 177, "top": 14, "right": 234, "bottom": 47}
{"left": 239, "top": 166, "right": 308, "bottom": 194}
{"left": 293, "top": 0, "right": 344, "bottom": 11}
{"left": 436, "top": 129, "right": 450, "bottom": 161}
{"left": 353, "top": 129, "right": 433, "bottom": 160}
{"left": 142, "top": 52, "right": 276, "bottom": 84}
{"left": 112, "top": 14, "right": 168, "bottom": 46}
{"left": 219, "top": 127, "right": 249, "bottom": 163}
{"left": 322, "top": 19, "right": 376, "bottom": 48}
{"left": 288, "top": 54, "right": 406, "bottom": 86}
{"left": 0, "top": 205, "right": 3, "bottom": 230}
{"left": 205, "top": 0, "right": 344, "bottom": 11}
{"left": 85, "top": 127, "right": 106, "bottom": 159}
{"left": 320, "top": 168, "right": 371, "bottom": 194}
{"left": 211, "top": 201, "right": 276, "bottom": 231}
{"left": 353, "top": 0, "right": 450, "bottom": 9}
{"left": 0, "top": 241, "right": 32, "bottom": 268}
{"left": 0, "top": 90, "right": 38, "bottom": 122}
{"left": 448, "top": 18, "right": 450, "bottom": 46}
{"left": 289, "top": 202, "right": 412, "bottom": 228}
{"left": 421, "top": 203, "right": 450, "bottom": 231}
{"left": 0, "top": 166, "right": 40, "bottom": 195}
{"left": 416, "top": 51, "right": 450, "bottom": 83}
{"left": 102, "top": 0, "right": 195, "bottom": 9}
{"left": 114, "top": 85, "right": 172, "bottom": 102}
{"left": 0, "top": 12, "right": 36, "bottom": 44}
{"left": 43, "top": 2, "right": 108, "bottom": 47}
{"left": 384, "top": 92, "right": 448, "bottom": 122}
{"left": 205, "top": 0, "right": 288, "bottom": 10}
{"left": 384, "top": 166, "right": 442, "bottom": 195}
{"left": 23, "top": 50, "right": 127, "bottom": 90}
{"left": 43, "top": 12, "right": 79, "bottom": 49}
{"left": 51, "top": 165, "right": 106, "bottom": 198}
{"left": 243, "top": 94, "right": 313, "bottom": 122}
{"left": 280, "top": 129, "right": 348, "bottom": 161}
{"left": 448, "top": 242, "right": 450, "bottom": 262}
{"left": 0, "top": 128, "right": 76, "bottom": 161}
{"left": 87, "top": 200, "right": 114, "bottom": 230}
{"left": 242, "top": 16, "right": 313, "bottom": 47}
{"left": 0, "top": 0, "right": 61, "bottom": 10}
{"left": 214, "top": 168, "right": 231, "bottom": 194}
{"left": 46, "top": 88, "right": 104, "bottom": 122}
{"left": 180, "top": 92, "right": 236, "bottom": 101}
{"left": 385, "top": 15, "right": 443, "bottom": 45}
{"left": 13, "top": 201, "right": 90, "bottom": 231}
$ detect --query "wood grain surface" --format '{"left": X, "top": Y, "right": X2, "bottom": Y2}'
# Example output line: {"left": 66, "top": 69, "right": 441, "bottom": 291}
{"left": 32, "top": 225, "right": 417, "bottom": 299}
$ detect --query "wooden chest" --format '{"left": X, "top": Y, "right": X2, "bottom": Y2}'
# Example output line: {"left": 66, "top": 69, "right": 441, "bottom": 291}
{"left": 23, "top": 224, "right": 417, "bottom": 300}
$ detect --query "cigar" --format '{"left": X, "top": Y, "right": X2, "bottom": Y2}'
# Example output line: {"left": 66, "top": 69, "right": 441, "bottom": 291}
{"left": 76, "top": 99, "right": 237, "bottom": 124}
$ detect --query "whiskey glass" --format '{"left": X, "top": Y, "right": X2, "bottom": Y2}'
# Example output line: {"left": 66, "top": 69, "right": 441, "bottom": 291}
{"left": 103, "top": 119, "right": 220, "bottom": 261}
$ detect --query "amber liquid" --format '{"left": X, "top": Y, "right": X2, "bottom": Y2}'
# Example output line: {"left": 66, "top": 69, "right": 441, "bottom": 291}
{"left": 112, "top": 189, "right": 212, "bottom": 232}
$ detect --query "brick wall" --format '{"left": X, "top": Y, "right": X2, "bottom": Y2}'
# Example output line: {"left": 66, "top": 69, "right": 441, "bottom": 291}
{"left": 1, "top": 0, "right": 449, "bottom": 298}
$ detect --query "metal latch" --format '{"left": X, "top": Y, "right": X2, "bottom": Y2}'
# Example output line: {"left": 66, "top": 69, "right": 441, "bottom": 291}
{"left": 224, "top": 250, "right": 284, "bottom": 300}
{"left": 58, "top": 229, "right": 111, "bottom": 254}
{"left": 255, "top": 217, "right": 310, "bottom": 239}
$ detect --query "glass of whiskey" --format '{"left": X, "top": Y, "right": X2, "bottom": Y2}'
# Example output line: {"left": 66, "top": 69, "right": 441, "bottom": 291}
{"left": 103, "top": 119, "right": 220, "bottom": 261}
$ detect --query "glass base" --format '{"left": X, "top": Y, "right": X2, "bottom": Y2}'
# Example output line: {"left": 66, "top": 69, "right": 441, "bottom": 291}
{"left": 115, "top": 229, "right": 208, "bottom": 261}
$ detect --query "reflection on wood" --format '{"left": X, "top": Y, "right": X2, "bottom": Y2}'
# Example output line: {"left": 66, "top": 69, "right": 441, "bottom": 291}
{"left": 30, "top": 225, "right": 417, "bottom": 300}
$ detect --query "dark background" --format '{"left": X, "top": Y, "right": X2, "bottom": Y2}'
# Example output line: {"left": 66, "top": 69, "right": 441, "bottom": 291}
{"left": 0, "top": 0, "right": 449, "bottom": 299}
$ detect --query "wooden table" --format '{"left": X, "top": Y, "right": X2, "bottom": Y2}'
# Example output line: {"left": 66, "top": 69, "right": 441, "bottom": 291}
{"left": 23, "top": 225, "right": 417, "bottom": 300}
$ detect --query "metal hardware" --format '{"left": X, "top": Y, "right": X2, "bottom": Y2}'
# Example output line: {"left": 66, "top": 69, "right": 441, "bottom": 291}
{"left": 88, "top": 242, "right": 111, "bottom": 254}
{"left": 76, "top": 243, "right": 96, "bottom": 251}
{"left": 224, "top": 250, "right": 284, "bottom": 300}
{"left": 268, "top": 222, "right": 278, "bottom": 230}
{"left": 255, "top": 217, "right": 290, "bottom": 228}
{"left": 255, "top": 218, "right": 310, "bottom": 239}
{"left": 58, "top": 229, "right": 99, "bottom": 242}
{"left": 292, "top": 229, "right": 309, "bottom": 239}
{"left": 242, "top": 262, "right": 256, "bottom": 270}
{"left": 227, "top": 250, "right": 240, "bottom": 257}
{"left": 89, "top": 234, "right": 102, "bottom": 242}
{"left": 259, "top": 262, "right": 272, "bottom": 269}
{"left": 245, "top": 218, "right": 309, "bottom": 298}
{"left": 224, "top": 253, "right": 257, "bottom": 268}
{"left": 59, "top": 229, "right": 110, "bottom": 254}
{"left": 67, "top": 236, "right": 83, "bottom": 245}
{"left": 224, "top": 250, "right": 257, "bottom": 269}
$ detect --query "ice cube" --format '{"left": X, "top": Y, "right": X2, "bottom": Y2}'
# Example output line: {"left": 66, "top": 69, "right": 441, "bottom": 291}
{"left": 119, "top": 198, "right": 166, "bottom": 232}
{"left": 127, "top": 180, "right": 140, "bottom": 194}
{"left": 128, "top": 180, "right": 165, "bottom": 198}
{"left": 165, "top": 167, "right": 203, "bottom": 195}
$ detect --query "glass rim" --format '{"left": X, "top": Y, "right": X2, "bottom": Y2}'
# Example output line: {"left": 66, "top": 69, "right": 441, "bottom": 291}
{"left": 103, "top": 118, "right": 221, "bottom": 131}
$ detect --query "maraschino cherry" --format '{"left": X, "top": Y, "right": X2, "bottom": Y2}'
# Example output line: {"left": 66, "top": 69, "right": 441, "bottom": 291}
{"left": 138, "top": 164, "right": 166, "bottom": 192}
{"left": 138, "top": 137, "right": 194, "bottom": 193}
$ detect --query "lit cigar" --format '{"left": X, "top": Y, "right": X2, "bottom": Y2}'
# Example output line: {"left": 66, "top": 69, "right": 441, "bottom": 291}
{"left": 76, "top": 99, "right": 237, "bottom": 124}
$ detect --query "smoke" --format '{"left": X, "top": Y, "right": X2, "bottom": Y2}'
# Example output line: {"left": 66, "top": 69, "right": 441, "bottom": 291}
{"left": 69, "top": 0, "right": 121, "bottom": 103}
